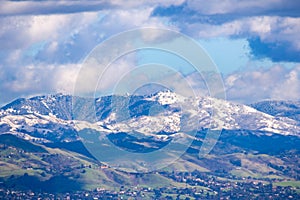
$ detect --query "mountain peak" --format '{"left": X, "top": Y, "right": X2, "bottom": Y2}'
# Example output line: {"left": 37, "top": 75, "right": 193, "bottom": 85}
{"left": 0, "top": 93, "right": 299, "bottom": 145}
{"left": 146, "top": 90, "right": 179, "bottom": 105}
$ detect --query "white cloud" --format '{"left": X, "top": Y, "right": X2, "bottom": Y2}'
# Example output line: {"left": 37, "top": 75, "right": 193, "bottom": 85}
{"left": 0, "top": 7, "right": 172, "bottom": 65}
{"left": 225, "top": 65, "right": 300, "bottom": 103}
{"left": 1, "top": 0, "right": 300, "bottom": 105}
{"left": 272, "top": 67, "right": 300, "bottom": 100}
{"left": 53, "top": 64, "right": 82, "bottom": 94}
{"left": 7, "top": 63, "right": 80, "bottom": 93}
{"left": 186, "top": 0, "right": 298, "bottom": 16}
{"left": 151, "top": 1, "right": 300, "bottom": 61}
{"left": 0, "top": 63, "right": 81, "bottom": 105}
{"left": 0, "top": 11, "right": 99, "bottom": 67}
{"left": 110, "top": 0, "right": 185, "bottom": 8}
{"left": 179, "top": 16, "right": 300, "bottom": 62}
{"left": 0, "top": 7, "right": 174, "bottom": 104}
{"left": 194, "top": 16, "right": 300, "bottom": 50}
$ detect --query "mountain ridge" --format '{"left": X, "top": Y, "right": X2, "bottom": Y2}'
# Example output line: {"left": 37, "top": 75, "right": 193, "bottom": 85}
{"left": 250, "top": 100, "right": 300, "bottom": 123}
{"left": 0, "top": 92, "right": 299, "bottom": 145}
{"left": 0, "top": 93, "right": 299, "bottom": 196}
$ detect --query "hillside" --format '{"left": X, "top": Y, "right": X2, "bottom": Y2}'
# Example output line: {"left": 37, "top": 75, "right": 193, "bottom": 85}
{"left": 251, "top": 100, "right": 300, "bottom": 123}
{"left": 0, "top": 92, "right": 299, "bottom": 198}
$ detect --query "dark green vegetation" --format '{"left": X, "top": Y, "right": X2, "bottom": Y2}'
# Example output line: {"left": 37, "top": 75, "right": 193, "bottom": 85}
{"left": 107, "top": 132, "right": 171, "bottom": 153}
{"left": 0, "top": 134, "right": 46, "bottom": 153}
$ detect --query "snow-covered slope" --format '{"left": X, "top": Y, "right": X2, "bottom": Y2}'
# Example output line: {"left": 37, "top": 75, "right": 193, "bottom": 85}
{"left": 0, "top": 94, "right": 77, "bottom": 142}
{"left": 0, "top": 111, "right": 77, "bottom": 143}
{"left": 250, "top": 100, "right": 300, "bottom": 123}
{"left": 99, "top": 91, "right": 300, "bottom": 136}
{"left": 0, "top": 92, "right": 299, "bottom": 144}
{"left": 1, "top": 93, "right": 73, "bottom": 120}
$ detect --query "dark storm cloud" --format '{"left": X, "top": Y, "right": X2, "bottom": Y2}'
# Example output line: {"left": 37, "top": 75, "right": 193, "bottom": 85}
{"left": 152, "top": 0, "right": 300, "bottom": 18}
{"left": 0, "top": 1, "right": 113, "bottom": 16}
{"left": 248, "top": 37, "right": 300, "bottom": 62}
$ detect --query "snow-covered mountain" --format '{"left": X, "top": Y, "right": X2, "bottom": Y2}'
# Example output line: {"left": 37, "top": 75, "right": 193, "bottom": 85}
{"left": 0, "top": 91, "right": 299, "bottom": 144}
{"left": 250, "top": 100, "right": 300, "bottom": 123}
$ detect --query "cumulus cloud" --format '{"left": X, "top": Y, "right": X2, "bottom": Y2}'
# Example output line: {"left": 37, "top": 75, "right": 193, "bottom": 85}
{"left": 225, "top": 65, "right": 300, "bottom": 103}
{"left": 0, "top": 63, "right": 81, "bottom": 106}
{"left": 0, "top": 6, "right": 171, "bottom": 105}
{"left": 0, "top": 7, "right": 171, "bottom": 66}
{"left": 152, "top": 1, "right": 300, "bottom": 62}
{"left": 196, "top": 16, "right": 300, "bottom": 48}
{"left": 0, "top": 12, "right": 99, "bottom": 65}
{"left": 193, "top": 16, "right": 300, "bottom": 62}
{"left": 0, "top": 0, "right": 300, "bottom": 105}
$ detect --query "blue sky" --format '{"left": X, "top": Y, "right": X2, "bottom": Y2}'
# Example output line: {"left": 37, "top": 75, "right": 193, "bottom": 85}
{"left": 0, "top": 0, "right": 299, "bottom": 105}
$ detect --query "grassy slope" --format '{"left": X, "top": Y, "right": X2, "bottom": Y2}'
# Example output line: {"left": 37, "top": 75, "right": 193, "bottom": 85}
{"left": 0, "top": 135, "right": 188, "bottom": 191}
{"left": 0, "top": 132, "right": 299, "bottom": 192}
